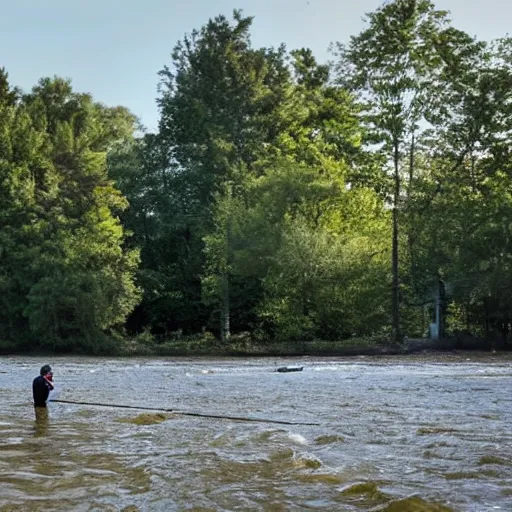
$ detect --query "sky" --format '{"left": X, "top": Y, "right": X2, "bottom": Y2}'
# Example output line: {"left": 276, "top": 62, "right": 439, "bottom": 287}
{"left": 2, "top": 0, "right": 510, "bottom": 132}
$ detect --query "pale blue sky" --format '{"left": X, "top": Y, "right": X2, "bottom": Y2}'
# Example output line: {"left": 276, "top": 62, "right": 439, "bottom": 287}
{"left": 2, "top": 0, "right": 509, "bottom": 132}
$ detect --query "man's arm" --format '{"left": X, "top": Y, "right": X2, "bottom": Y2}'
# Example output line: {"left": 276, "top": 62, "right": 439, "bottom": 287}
{"left": 42, "top": 383, "right": 50, "bottom": 403}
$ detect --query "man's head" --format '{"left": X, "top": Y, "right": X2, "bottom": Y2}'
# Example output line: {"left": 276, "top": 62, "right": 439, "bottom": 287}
{"left": 40, "top": 365, "right": 52, "bottom": 376}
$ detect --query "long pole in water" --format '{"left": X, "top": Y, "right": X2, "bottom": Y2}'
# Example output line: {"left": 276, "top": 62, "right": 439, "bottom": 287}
{"left": 52, "top": 399, "right": 321, "bottom": 426}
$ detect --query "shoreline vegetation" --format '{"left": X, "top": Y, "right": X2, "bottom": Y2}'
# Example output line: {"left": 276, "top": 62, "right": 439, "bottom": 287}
{"left": 1, "top": 333, "right": 510, "bottom": 358}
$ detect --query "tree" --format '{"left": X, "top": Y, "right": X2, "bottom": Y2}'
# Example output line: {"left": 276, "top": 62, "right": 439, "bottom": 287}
{"left": 145, "top": 11, "right": 380, "bottom": 341}
{"left": 151, "top": 11, "right": 292, "bottom": 338}
{"left": 334, "top": 0, "right": 482, "bottom": 341}
{"left": 405, "top": 37, "right": 512, "bottom": 344}
{"left": 0, "top": 74, "right": 140, "bottom": 351}
{"left": 0, "top": 70, "right": 40, "bottom": 345}
{"left": 253, "top": 167, "right": 390, "bottom": 341}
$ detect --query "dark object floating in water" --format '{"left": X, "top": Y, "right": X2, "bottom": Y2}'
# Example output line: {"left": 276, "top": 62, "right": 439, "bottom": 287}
{"left": 276, "top": 366, "right": 303, "bottom": 373}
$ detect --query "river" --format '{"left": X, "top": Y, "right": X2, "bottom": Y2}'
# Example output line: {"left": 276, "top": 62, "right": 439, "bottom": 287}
{"left": 0, "top": 354, "right": 511, "bottom": 511}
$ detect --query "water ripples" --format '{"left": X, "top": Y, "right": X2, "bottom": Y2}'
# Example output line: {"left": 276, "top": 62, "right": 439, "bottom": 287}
{"left": 0, "top": 354, "right": 511, "bottom": 511}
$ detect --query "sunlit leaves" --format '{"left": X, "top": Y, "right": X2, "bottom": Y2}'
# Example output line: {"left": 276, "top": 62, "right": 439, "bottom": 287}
{"left": 0, "top": 74, "right": 140, "bottom": 351}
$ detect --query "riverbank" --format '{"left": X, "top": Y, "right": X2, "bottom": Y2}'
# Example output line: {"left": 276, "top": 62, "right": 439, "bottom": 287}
{"left": 2, "top": 332, "right": 510, "bottom": 357}
{"left": 119, "top": 335, "right": 400, "bottom": 357}
{"left": 111, "top": 334, "right": 511, "bottom": 358}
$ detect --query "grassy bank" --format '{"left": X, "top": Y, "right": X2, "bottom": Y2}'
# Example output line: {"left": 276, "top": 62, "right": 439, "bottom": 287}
{"left": 2, "top": 334, "right": 396, "bottom": 357}
{"left": 2, "top": 331, "right": 509, "bottom": 357}
{"left": 115, "top": 332, "right": 511, "bottom": 357}
{"left": 117, "top": 333, "right": 402, "bottom": 357}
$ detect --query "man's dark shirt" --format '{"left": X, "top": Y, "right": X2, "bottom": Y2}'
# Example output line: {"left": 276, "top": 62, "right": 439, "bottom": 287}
{"left": 33, "top": 375, "right": 50, "bottom": 407}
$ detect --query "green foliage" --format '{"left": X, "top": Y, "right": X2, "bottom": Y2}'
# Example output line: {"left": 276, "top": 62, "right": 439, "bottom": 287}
{"left": 402, "top": 31, "right": 512, "bottom": 342}
{"left": 2, "top": 2, "right": 512, "bottom": 353}
{"left": 257, "top": 189, "right": 390, "bottom": 341}
{"left": 334, "top": 0, "right": 488, "bottom": 342}
{"left": 112, "top": 2, "right": 512, "bottom": 349}
{"left": 0, "top": 75, "right": 140, "bottom": 351}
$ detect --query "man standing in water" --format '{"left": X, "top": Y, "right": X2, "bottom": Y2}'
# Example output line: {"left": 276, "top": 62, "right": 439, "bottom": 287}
{"left": 33, "top": 364, "right": 54, "bottom": 421}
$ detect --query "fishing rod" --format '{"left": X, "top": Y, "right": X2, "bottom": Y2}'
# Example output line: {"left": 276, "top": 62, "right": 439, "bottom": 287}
{"left": 52, "top": 399, "right": 321, "bottom": 427}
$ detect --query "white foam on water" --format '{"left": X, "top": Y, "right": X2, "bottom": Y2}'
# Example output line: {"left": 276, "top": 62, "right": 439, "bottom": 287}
{"left": 313, "top": 366, "right": 340, "bottom": 371}
{"left": 288, "top": 433, "right": 308, "bottom": 445}
{"left": 5, "top": 437, "right": 24, "bottom": 444}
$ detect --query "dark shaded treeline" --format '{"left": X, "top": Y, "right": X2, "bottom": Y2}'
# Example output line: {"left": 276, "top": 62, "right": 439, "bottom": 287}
{"left": 1, "top": 0, "right": 512, "bottom": 354}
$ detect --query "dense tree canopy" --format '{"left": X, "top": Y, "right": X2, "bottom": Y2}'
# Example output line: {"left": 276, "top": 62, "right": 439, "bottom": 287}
{"left": 1, "top": 1, "right": 512, "bottom": 353}
{"left": 0, "top": 71, "right": 140, "bottom": 352}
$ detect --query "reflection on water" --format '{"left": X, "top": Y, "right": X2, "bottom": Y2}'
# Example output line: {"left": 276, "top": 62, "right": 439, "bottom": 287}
{"left": 33, "top": 406, "right": 49, "bottom": 437}
{"left": 0, "top": 354, "right": 511, "bottom": 511}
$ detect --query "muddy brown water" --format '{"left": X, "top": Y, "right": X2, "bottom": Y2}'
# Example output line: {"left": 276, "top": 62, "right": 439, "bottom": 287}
{"left": 0, "top": 354, "right": 511, "bottom": 511}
